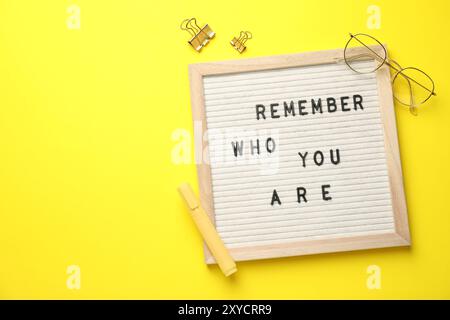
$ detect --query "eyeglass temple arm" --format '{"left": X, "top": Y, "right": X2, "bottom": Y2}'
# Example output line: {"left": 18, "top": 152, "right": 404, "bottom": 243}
{"left": 407, "top": 80, "right": 418, "bottom": 116}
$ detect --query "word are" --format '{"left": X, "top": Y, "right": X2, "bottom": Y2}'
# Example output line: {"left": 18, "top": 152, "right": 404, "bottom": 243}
{"left": 256, "top": 95, "right": 364, "bottom": 120}
{"left": 271, "top": 185, "right": 332, "bottom": 206}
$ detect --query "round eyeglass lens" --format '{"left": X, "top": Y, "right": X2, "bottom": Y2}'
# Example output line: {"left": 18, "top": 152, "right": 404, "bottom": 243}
{"left": 344, "top": 33, "right": 387, "bottom": 74}
{"left": 392, "top": 67, "right": 435, "bottom": 107}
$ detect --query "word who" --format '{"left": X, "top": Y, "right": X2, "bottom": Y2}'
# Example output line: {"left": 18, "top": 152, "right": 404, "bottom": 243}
{"left": 231, "top": 137, "right": 276, "bottom": 157}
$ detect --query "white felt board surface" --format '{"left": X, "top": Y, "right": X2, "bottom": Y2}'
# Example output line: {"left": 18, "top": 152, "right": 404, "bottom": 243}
{"left": 189, "top": 47, "right": 410, "bottom": 263}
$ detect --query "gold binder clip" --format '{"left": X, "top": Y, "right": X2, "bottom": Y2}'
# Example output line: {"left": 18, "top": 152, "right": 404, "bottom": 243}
{"left": 230, "top": 31, "right": 252, "bottom": 53}
{"left": 180, "top": 18, "right": 215, "bottom": 52}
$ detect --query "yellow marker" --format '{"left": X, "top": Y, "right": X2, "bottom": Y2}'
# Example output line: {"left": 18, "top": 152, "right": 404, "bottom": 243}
{"left": 178, "top": 183, "right": 237, "bottom": 277}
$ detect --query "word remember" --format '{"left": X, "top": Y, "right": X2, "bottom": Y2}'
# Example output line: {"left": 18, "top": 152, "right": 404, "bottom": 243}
{"left": 256, "top": 95, "right": 364, "bottom": 120}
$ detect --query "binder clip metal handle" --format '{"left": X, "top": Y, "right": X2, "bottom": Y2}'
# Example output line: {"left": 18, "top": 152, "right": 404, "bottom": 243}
{"left": 231, "top": 31, "right": 252, "bottom": 53}
{"left": 180, "top": 18, "right": 215, "bottom": 52}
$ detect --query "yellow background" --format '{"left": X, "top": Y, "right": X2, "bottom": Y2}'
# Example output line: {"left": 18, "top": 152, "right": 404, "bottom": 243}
{"left": 0, "top": 0, "right": 449, "bottom": 299}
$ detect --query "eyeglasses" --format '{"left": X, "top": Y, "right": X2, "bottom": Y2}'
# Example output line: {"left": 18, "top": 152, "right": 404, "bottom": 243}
{"left": 343, "top": 33, "right": 436, "bottom": 116}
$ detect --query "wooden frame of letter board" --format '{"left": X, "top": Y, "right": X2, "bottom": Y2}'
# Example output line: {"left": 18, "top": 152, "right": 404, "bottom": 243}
{"left": 188, "top": 46, "right": 410, "bottom": 264}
